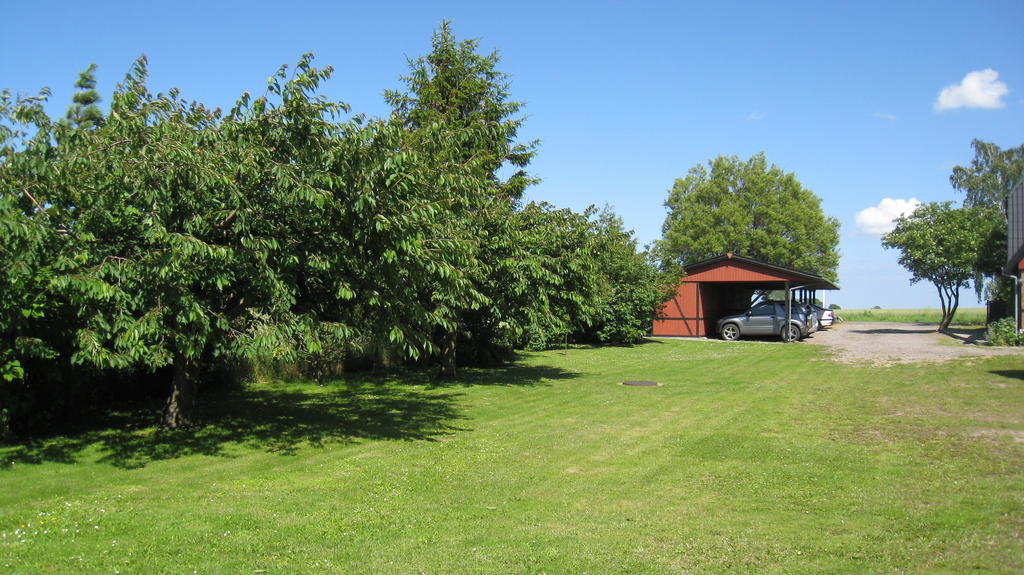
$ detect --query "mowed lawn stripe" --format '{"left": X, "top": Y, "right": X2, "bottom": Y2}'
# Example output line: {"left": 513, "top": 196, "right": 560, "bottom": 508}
{"left": 1, "top": 340, "right": 1021, "bottom": 573}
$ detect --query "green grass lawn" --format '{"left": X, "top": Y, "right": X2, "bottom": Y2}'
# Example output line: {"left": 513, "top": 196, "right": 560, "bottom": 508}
{"left": 2, "top": 341, "right": 1022, "bottom": 574}
{"left": 839, "top": 307, "right": 987, "bottom": 325}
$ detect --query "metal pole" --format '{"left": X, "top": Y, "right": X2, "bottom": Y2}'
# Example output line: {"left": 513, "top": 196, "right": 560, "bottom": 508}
{"left": 785, "top": 282, "right": 792, "bottom": 342}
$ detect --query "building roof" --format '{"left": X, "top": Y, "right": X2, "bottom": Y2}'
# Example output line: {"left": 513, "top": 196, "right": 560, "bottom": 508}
{"left": 683, "top": 253, "right": 840, "bottom": 291}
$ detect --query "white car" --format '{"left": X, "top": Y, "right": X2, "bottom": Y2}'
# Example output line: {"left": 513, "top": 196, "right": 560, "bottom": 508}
{"left": 808, "top": 304, "right": 835, "bottom": 328}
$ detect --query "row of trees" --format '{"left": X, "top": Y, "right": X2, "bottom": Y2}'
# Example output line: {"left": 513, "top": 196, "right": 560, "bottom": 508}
{"left": 0, "top": 24, "right": 672, "bottom": 435}
{"left": 883, "top": 140, "right": 1022, "bottom": 331}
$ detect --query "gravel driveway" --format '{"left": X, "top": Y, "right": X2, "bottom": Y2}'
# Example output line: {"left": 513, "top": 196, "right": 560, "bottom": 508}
{"left": 804, "top": 321, "right": 1024, "bottom": 365}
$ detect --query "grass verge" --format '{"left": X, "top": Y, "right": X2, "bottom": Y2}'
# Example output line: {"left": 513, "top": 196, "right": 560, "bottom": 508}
{"left": 2, "top": 341, "right": 1022, "bottom": 573}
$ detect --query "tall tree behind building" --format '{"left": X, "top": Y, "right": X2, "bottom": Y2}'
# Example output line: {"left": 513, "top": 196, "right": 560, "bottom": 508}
{"left": 949, "top": 139, "right": 1024, "bottom": 302}
{"left": 63, "top": 64, "right": 104, "bottom": 129}
{"left": 658, "top": 153, "right": 840, "bottom": 281}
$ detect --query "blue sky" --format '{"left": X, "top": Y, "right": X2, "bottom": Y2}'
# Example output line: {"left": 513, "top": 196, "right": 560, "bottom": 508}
{"left": 3, "top": 1, "right": 1022, "bottom": 308}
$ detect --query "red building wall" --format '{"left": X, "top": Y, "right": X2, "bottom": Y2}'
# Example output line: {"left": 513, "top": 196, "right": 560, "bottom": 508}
{"left": 652, "top": 282, "right": 703, "bottom": 336}
{"left": 650, "top": 257, "right": 810, "bottom": 337}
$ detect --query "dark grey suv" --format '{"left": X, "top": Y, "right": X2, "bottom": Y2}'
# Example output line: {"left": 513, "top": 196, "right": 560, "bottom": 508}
{"left": 717, "top": 301, "right": 813, "bottom": 342}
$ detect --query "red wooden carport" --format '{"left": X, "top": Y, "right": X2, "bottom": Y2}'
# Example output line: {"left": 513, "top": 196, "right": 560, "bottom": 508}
{"left": 652, "top": 253, "right": 839, "bottom": 337}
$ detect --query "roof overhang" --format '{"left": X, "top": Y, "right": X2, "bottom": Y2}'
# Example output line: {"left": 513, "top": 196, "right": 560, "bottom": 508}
{"left": 683, "top": 253, "right": 840, "bottom": 291}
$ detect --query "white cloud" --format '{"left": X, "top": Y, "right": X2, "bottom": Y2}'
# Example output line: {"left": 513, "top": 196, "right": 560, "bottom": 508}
{"left": 870, "top": 112, "right": 897, "bottom": 121}
{"left": 934, "top": 69, "right": 1009, "bottom": 110}
{"left": 747, "top": 111, "right": 766, "bottom": 121}
{"left": 855, "top": 197, "right": 921, "bottom": 235}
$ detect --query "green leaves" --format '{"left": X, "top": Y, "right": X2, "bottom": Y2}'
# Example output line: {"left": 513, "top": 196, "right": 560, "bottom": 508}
{"left": 658, "top": 152, "right": 840, "bottom": 281}
{"left": 882, "top": 201, "right": 1000, "bottom": 329}
{"left": 63, "top": 64, "right": 105, "bottom": 130}
{"left": 950, "top": 139, "right": 1024, "bottom": 212}
{"left": 0, "top": 26, "right": 645, "bottom": 427}
{"left": 948, "top": 139, "right": 1023, "bottom": 300}
{"left": 883, "top": 202, "right": 998, "bottom": 286}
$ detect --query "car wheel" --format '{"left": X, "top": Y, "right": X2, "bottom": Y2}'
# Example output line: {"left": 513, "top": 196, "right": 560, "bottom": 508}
{"left": 781, "top": 323, "right": 801, "bottom": 342}
{"left": 721, "top": 323, "right": 741, "bottom": 341}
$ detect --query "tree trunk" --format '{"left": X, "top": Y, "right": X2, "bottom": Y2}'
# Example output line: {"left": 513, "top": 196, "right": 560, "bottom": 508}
{"left": 943, "top": 288, "right": 961, "bottom": 332}
{"left": 936, "top": 283, "right": 950, "bottom": 332}
{"left": 937, "top": 283, "right": 960, "bottom": 333}
{"left": 164, "top": 353, "right": 198, "bottom": 429}
{"left": 439, "top": 329, "right": 457, "bottom": 379}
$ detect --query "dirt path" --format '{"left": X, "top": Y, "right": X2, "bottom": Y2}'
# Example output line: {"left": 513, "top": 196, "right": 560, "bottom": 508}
{"left": 804, "top": 321, "right": 1024, "bottom": 365}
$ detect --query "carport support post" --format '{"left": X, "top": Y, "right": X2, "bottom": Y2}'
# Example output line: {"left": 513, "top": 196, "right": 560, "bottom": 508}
{"left": 785, "top": 282, "right": 792, "bottom": 342}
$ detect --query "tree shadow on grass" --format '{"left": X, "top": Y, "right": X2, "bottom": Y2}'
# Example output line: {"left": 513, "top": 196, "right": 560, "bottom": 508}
{"left": 432, "top": 361, "right": 582, "bottom": 388}
{"left": 1, "top": 360, "right": 580, "bottom": 470}
{"left": 327, "top": 360, "right": 579, "bottom": 389}
{"left": 991, "top": 370, "right": 1024, "bottom": 381}
{"left": 2, "top": 379, "right": 465, "bottom": 470}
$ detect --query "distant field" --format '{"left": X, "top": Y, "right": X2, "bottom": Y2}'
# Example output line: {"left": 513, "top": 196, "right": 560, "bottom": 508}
{"left": 837, "top": 307, "right": 987, "bottom": 325}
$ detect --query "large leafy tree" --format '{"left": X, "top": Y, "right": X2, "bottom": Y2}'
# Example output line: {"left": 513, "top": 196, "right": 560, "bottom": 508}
{"left": 385, "top": 21, "right": 535, "bottom": 203}
{"left": 658, "top": 153, "right": 840, "bottom": 280}
{"left": 1, "top": 57, "right": 348, "bottom": 428}
{"left": 471, "top": 202, "right": 603, "bottom": 354}
{"left": 949, "top": 139, "right": 1024, "bottom": 302}
{"left": 0, "top": 54, "right": 493, "bottom": 428}
{"left": 882, "top": 202, "right": 1001, "bottom": 331}
{"left": 0, "top": 183, "right": 63, "bottom": 438}
{"left": 386, "top": 24, "right": 646, "bottom": 365}
{"left": 950, "top": 139, "right": 1024, "bottom": 212}
{"left": 385, "top": 22, "right": 541, "bottom": 375}
{"left": 1, "top": 88, "right": 80, "bottom": 437}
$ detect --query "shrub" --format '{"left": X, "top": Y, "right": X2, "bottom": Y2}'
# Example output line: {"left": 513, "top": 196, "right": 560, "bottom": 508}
{"left": 986, "top": 317, "right": 1023, "bottom": 347}
{"left": 521, "top": 320, "right": 569, "bottom": 351}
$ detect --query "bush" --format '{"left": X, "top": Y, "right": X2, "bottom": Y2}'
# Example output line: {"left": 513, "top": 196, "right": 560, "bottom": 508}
{"left": 986, "top": 318, "right": 1023, "bottom": 347}
{"left": 521, "top": 320, "right": 569, "bottom": 351}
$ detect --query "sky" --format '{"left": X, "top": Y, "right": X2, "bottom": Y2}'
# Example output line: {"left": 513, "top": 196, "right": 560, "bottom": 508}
{"left": 3, "top": 0, "right": 1022, "bottom": 309}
